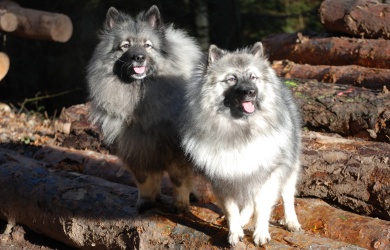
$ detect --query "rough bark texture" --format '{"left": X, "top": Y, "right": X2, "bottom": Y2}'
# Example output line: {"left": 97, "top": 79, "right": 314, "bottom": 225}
{"left": 0, "top": 1, "right": 73, "bottom": 42}
{"left": 262, "top": 32, "right": 390, "bottom": 69}
{"left": 299, "top": 132, "right": 390, "bottom": 220}
{"left": 319, "top": 0, "right": 390, "bottom": 39}
{"left": 289, "top": 79, "right": 390, "bottom": 143}
{"left": 272, "top": 60, "right": 390, "bottom": 89}
{"left": 0, "top": 147, "right": 389, "bottom": 249}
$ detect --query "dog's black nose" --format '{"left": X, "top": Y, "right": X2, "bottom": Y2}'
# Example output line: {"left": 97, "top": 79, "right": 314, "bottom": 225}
{"left": 133, "top": 54, "right": 145, "bottom": 63}
{"left": 246, "top": 89, "right": 257, "bottom": 97}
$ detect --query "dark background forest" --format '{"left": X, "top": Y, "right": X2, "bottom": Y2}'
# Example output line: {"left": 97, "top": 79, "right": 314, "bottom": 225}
{"left": 0, "top": 0, "right": 323, "bottom": 115}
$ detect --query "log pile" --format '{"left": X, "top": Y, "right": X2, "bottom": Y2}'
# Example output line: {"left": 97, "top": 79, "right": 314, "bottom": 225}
{"left": 0, "top": 1, "right": 73, "bottom": 81}
{"left": 262, "top": 0, "right": 390, "bottom": 90}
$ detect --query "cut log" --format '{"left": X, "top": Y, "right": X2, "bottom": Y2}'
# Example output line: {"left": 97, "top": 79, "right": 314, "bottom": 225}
{"left": 0, "top": 52, "right": 10, "bottom": 81}
{"left": 262, "top": 32, "right": 390, "bottom": 69}
{"left": 272, "top": 60, "right": 390, "bottom": 89}
{"left": 0, "top": 10, "right": 17, "bottom": 32}
{"left": 0, "top": 147, "right": 388, "bottom": 249}
{"left": 0, "top": 1, "right": 72, "bottom": 42}
{"left": 290, "top": 78, "right": 390, "bottom": 143}
{"left": 299, "top": 131, "right": 390, "bottom": 221}
{"left": 319, "top": 0, "right": 390, "bottom": 39}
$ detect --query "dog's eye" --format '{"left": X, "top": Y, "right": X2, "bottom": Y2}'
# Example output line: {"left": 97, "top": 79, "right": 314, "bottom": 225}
{"left": 144, "top": 41, "right": 153, "bottom": 49}
{"left": 120, "top": 41, "right": 130, "bottom": 50}
{"left": 250, "top": 74, "right": 258, "bottom": 80}
{"left": 226, "top": 76, "right": 237, "bottom": 83}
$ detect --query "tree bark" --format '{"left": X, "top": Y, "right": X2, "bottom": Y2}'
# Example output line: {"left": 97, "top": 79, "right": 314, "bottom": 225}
{"left": 299, "top": 131, "right": 390, "bottom": 220}
{"left": 289, "top": 78, "right": 390, "bottom": 143}
{"left": 262, "top": 32, "right": 390, "bottom": 69}
{"left": 319, "top": 0, "right": 390, "bottom": 39}
{"left": 272, "top": 60, "right": 390, "bottom": 89}
{"left": 0, "top": 1, "right": 72, "bottom": 42}
{"left": 0, "top": 147, "right": 389, "bottom": 249}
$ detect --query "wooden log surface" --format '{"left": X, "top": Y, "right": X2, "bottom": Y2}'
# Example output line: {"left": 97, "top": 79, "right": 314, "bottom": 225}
{"left": 272, "top": 60, "right": 390, "bottom": 89}
{"left": 262, "top": 32, "right": 390, "bottom": 69}
{"left": 0, "top": 147, "right": 389, "bottom": 249}
{"left": 0, "top": 10, "right": 17, "bottom": 32}
{"left": 288, "top": 79, "right": 390, "bottom": 143}
{"left": 0, "top": 52, "right": 10, "bottom": 81}
{"left": 0, "top": 1, "right": 72, "bottom": 42}
{"left": 319, "top": 0, "right": 390, "bottom": 39}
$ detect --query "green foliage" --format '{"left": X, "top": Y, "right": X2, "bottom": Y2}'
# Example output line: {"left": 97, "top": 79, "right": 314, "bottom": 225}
{"left": 239, "top": 0, "right": 323, "bottom": 42}
{"left": 284, "top": 80, "right": 298, "bottom": 87}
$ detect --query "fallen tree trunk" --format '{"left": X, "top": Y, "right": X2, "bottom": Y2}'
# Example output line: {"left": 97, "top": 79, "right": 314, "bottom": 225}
{"left": 319, "top": 0, "right": 390, "bottom": 39}
{"left": 0, "top": 1, "right": 72, "bottom": 42}
{"left": 272, "top": 60, "right": 390, "bottom": 89}
{"left": 262, "top": 32, "right": 390, "bottom": 69}
{"left": 0, "top": 147, "right": 388, "bottom": 249}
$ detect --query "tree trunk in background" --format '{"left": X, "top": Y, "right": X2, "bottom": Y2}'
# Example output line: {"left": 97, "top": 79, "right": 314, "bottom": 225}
{"left": 194, "top": 0, "right": 209, "bottom": 51}
{"left": 319, "top": 0, "right": 390, "bottom": 39}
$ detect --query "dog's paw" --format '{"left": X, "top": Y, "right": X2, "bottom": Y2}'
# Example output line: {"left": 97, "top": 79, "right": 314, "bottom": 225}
{"left": 280, "top": 218, "right": 301, "bottom": 232}
{"left": 253, "top": 229, "right": 271, "bottom": 246}
{"left": 136, "top": 198, "right": 155, "bottom": 213}
{"left": 170, "top": 201, "right": 189, "bottom": 214}
{"left": 228, "top": 227, "right": 244, "bottom": 246}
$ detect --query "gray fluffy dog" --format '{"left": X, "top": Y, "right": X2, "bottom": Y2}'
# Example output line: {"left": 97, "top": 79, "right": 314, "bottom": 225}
{"left": 180, "top": 43, "right": 302, "bottom": 245}
{"left": 87, "top": 6, "right": 202, "bottom": 212}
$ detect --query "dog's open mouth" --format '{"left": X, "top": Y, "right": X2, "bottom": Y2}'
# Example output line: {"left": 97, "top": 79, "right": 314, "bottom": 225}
{"left": 131, "top": 66, "right": 147, "bottom": 79}
{"left": 242, "top": 101, "right": 255, "bottom": 114}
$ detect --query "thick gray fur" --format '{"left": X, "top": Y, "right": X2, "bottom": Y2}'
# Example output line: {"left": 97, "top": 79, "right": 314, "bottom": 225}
{"left": 180, "top": 43, "right": 302, "bottom": 245}
{"left": 87, "top": 6, "right": 202, "bottom": 212}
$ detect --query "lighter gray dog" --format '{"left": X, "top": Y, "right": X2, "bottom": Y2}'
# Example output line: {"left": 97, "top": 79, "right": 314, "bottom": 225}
{"left": 180, "top": 43, "right": 302, "bottom": 245}
{"left": 87, "top": 6, "right": 202, "bottom": 212}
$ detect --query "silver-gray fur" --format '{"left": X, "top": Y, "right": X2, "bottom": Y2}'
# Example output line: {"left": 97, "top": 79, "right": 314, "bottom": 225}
{"left": 87, "top": 6, "right": 202, "bottom": 212}
{"left": 180, "top": 43, "right": 302, "bottom": 245}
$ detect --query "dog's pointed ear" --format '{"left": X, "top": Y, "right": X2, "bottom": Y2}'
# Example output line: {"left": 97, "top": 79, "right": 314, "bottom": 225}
{"left": 104, "top": 7, "right": 122, "bottom": 30}
{"left": 144, "top": 5, "right": 162, "bottom": 29}
{"left": 208, "top": 45, "right": 224, "bottom": 66}
{"left": 251, "top": 42, "right": 264, "bottom": 59}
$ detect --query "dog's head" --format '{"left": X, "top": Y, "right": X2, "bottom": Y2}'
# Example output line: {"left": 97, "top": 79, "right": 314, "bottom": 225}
{"left": 206, "top": 43, "right": 266, "bottom": 119}
{"left": 101, "top": 6, "right": 165, "bottom": 82}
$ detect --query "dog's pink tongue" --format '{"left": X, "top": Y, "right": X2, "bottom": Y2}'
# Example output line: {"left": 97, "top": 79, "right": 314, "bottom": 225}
{"left": 133, "top": 66, "right": 145, "bottom": 74}
{"left": 242, "top": 101, "right": 255, "bottom": 113}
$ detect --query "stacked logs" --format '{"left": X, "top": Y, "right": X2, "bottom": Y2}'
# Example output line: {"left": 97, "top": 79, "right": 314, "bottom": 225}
{"left": 0, "top": 1, "right": 73, "bottom": 81}
{"left": 262, "top": 0, "right": 390, "bottom": 142}
{"left": 262, "top": 0, "right": 390, "bottom": 89}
